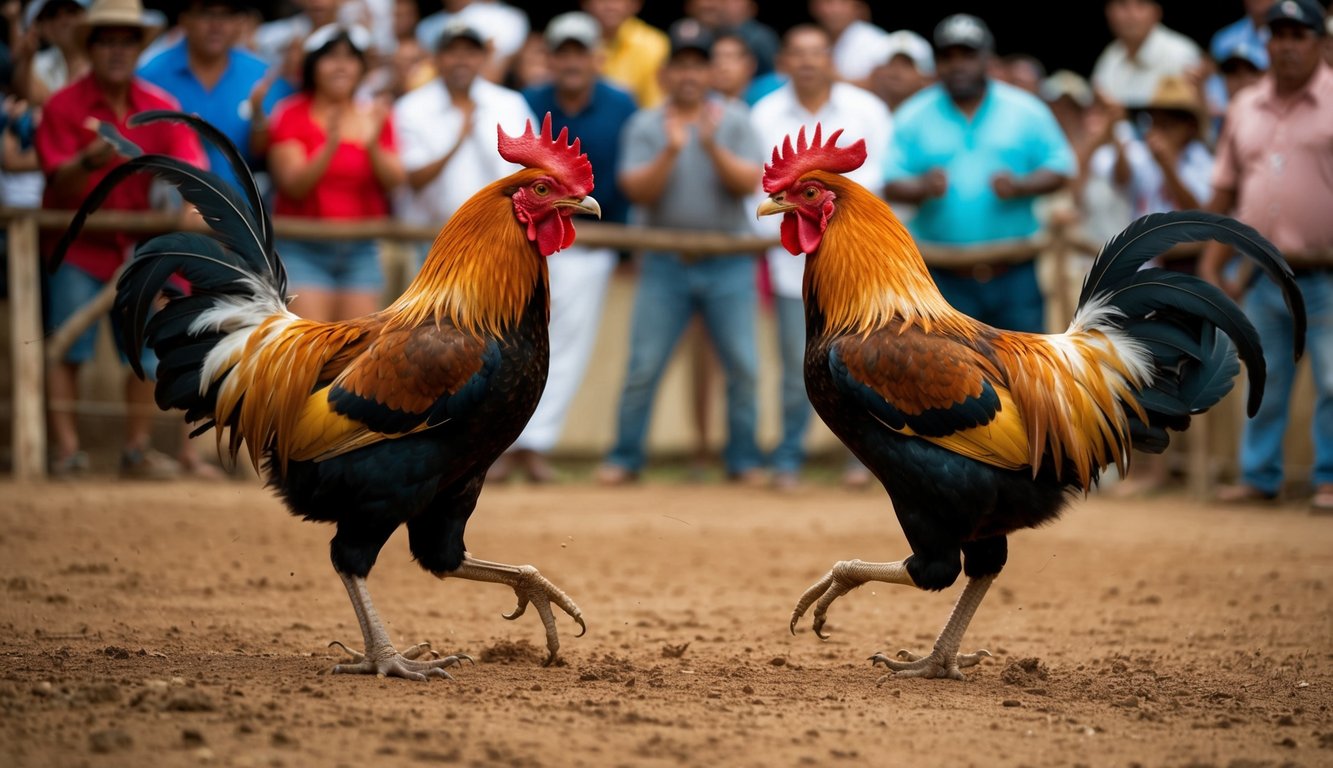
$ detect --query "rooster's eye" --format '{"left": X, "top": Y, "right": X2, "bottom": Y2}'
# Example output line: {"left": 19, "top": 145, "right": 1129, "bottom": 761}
{"left": 803, "top": 186, "right": 819, "bottom": 200}
{"left": 533, "top": 183, "right": 549, "bottom": 196}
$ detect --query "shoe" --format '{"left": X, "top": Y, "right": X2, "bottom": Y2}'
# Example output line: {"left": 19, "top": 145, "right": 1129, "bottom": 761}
{"left": 50, "top": 450, "right": 90, "bottom": 480}
{"left": 180, "top": 457, "right": 227, "bottom": 481}
{"left": 727, "top": 468, "right": 768, "bottom": 487}
{"left": 1214, "top": 484, "right": 1277, "bottom": 504}
{"left": 593, "top": 463, "right": 637, "bottom": 486}
{"left": 119, "top": 447, "right": 182, "bottom": 481}
{"left": 1311, "top": 484, "right": 1333, "bottom": 516}
{"left": 772, "top": 471, "right": 801, "bottom": 493}
{"left": 518, "top": 450, "right": 558, "bottom": 484}
{"left": 841, "top": 466, "right": 872, "bottom": 490}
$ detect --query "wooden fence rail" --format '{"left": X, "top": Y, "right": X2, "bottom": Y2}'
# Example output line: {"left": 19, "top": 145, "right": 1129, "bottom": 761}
{"left": 4, "top": 206, "right": 1101, "bottom": 482}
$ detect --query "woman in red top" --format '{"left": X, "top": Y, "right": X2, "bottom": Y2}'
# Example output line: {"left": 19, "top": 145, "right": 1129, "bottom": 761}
{"left": 267, "top": 23, "right": 405, "bottom": 321}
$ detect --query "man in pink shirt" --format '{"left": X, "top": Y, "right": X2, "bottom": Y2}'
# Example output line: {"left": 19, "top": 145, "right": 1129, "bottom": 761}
{"left": 1200, "top": 0, "right": 1333, "bottom": 513}
{"left": 36, "top": 0, "right": 205, "bottom": 479}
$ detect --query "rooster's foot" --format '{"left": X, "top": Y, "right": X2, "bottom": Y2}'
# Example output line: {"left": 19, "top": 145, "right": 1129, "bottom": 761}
{"left": 790, "top": 559, "right": 916, "bottom": 639}
{"left": 499, "top": 565, "right": 586, "bottom": 666}
{"left": 326, "top": 640, "right": 473, "bottom": 681}
{"left": 869, "top": 648, "right": 991, "bottom": 681}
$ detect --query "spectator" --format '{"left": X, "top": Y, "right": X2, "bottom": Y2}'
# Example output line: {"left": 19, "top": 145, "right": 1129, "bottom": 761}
{"left": 504, "top": 30, "right": 551, "bottom": 91}
{"left": 1000, "top": 52, "right": 1046, "bottom": 95}
{"left": 1093, "top": 74, "right": 1215, "bottom": 498}
{"left": 1204, "top": 1, "right": 1274, "bottom": 132}
{"left": 685, "top": 0, "right": 779, "bottom": 76}
{"left": 415, "top": 0, "right": 530, "bottom": 85}
{"left": 489, "top": 11, "right": 637, "bottom": 484}
{"left": 866, "top": 29, "right": 934, "bottom": 113}
{"left": 882, "top": 14, "right": 1075, "bottom": 335}
{"left": 709, "top": 27, "right": 757, "bottom": 104}
{"left": 16, "top": 0, "right": 88, "bottom": 105}
{"left": 1199, "top": 0, "right": 1333, "bottom": 512}
{"left": 581, "top": 0, "right": 668, "bottom": 107}
{"left": 253, "top": 0, "right": 342, "bottom": 70}
{"left": 1092, "top": 0, "right": 1203, "bottom": 112}
{"left": 138, "top": 0, "right": 268, "bottom": 192}
{"left": 594, "top": 19, "right": 765, "bottom": 486}
{"left": 266, "top": 23, "right": 405, "bottom": 322}
{"left": 35, "top": 0, "right": 205, "bottom": 479}
{"left": 1215, "top": 35, "right": 1268, "bottom": 108}
{"left": 392, "top": 19, "right": 535, "bottom": 269}
{"left": 807, "top": 0, "right": 889, "bottom": 88}
{"left": 749, "top": 23, "right": 891, "bottom": 491}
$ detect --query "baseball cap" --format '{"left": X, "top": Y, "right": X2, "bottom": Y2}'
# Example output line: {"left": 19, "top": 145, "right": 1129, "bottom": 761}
{"left": 545, "top": 11, "right": 600, "bottom": 50}
{"left": 435, "top": 18, "right": 486, "bottom": 51}
{"left": 873, "top": 30, "right": 935, "bottom": 76}
{"left": 1040, "top": 69, "right": 1094, "bottom": 108}
{"left": 932, "top": 13, "right": 994, "bottom": 52}
{"left": 1215, "top": 37, "right": 1267, "bottom": 72}
{"left": 1264, "top": 0, "right": 1327, "bottom": 34}
{"left": 667, "top": 18, "right": 713, "bottom": 59}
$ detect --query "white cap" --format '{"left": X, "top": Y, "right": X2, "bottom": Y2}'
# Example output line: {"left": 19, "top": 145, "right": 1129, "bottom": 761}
{"left": 545, "top": 11, "right": 600, "bottom": 50}
{"left": 871, "top": 30, "right": 935, "bottom": 76}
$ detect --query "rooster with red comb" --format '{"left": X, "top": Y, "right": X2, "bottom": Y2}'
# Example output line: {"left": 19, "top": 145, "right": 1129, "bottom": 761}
{"left": 51, "top": 111, "right": 601, "bottom": 677}
{"left": 757, "top": 124, "right": 1303, "bottom": 679}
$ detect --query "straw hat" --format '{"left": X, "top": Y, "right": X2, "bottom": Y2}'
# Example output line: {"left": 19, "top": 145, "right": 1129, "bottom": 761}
{"left": 1144, "top": 74, "right": 1207, "bottom": 131}
{"left": 76, "top": 0, "right": 160, "bottom": 48}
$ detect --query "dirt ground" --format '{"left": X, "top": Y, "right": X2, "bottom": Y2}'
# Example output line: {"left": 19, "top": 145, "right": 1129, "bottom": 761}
{"left": 0, "top": 472, "right": 1330, "bottom": 768}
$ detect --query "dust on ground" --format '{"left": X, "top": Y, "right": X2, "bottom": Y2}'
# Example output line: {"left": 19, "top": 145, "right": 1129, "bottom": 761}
{"left": 1, "top": 476, "right": 1329, "bottom": 767}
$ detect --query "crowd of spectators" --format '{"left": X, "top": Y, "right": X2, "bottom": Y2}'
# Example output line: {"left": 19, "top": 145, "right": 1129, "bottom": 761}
{"left": 4, "top": 0, "right": 1332, "bottom": 511}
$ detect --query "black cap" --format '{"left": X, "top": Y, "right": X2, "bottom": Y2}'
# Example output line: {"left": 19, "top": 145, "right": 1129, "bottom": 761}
{"left": 667, "top": 18, "right": 713, "bottom": 59}
{"left": 1265, "top": 0, "right": 1327, "bottom": 34}
{"left": 436, "top": 19, "right": 486, "bottom": 51}
{"left": 932, "top": 13, "right": 994, "bottom": 52}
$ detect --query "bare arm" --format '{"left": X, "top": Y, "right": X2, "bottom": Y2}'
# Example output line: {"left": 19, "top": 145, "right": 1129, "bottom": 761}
{"left": 1198, "top": 187, "right": 1240, "bottom": 297}
{"left": 46, "top": 135, "right": 115, "bottom": 201}
{"left": 883, "top": 168, "right": 947, "bottom": 205}
{"left": 268, "top": 136, "right": 338, "bottom": 202}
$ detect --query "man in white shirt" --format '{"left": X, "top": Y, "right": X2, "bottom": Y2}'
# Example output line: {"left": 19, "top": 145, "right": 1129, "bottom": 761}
{"left": 1092, "top": 0, "right": 1203, "bottom": 109}
{"left": 749, "top": 23, "right": 892, "bottom": 489}
{"left": 807, "top": 0, "right": 889, "bottom": 86}
{"left": 393, "top": 19, "right": 536, "bottom": 269}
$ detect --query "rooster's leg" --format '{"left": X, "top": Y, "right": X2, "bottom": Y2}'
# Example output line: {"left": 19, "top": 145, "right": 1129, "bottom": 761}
{"left": 444, "top": 555, "right": 586, "bottom": 666}
{"left": 327, "top": 572, "right": 473, "bottom": 681}
{"left": 790, "top": 558, "right": 917, "bottom": 639}
{"left": 870, "top": 574, "right": 995, "bottom": 681}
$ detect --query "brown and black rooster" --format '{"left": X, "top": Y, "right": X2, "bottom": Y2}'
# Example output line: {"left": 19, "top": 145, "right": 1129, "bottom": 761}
{"left": 52, "top": 111, "right": 601, "bottom": 679}
{"left": 756, "top": 125, "right": 1305, "bottom": 680}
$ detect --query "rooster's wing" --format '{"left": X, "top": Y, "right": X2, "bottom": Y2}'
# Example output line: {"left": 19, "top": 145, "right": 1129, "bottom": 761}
{"left": 277, "top": 321, "right": 501, "bottom": 465}
{"left": 828, "top": 326, "right": 1030, "bottom": 471}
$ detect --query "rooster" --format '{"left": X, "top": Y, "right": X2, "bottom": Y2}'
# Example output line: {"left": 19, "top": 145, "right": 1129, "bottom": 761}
{"left": 756, "top": 125, "right": 1305, "bottom": 680}
{"left": 51, "top": 111, "right": 601, "bottom": 679}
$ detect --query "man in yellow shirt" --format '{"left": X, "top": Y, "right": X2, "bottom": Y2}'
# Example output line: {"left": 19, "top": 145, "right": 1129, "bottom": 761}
{"left": 582, "top": 0, "right": 668, "bottom": 106}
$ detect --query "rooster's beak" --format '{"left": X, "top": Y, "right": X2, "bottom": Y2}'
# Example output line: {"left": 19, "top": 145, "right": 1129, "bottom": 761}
{"left": 757, "top": 196, "right": 794, "bottom": 218}
{"left": 557, "top": 195, "right": 602, "bottom": 219}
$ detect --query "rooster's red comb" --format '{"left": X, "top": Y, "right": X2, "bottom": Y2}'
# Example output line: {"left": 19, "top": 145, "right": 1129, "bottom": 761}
{"left": 762, "top": 123, "right": 867, "bottom": 194}
{"left": 496, "top": 112, "right": 594, "bottom": 196}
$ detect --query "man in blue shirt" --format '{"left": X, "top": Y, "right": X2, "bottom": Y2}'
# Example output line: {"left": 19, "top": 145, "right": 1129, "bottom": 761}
{"left": 138, "top": 0, "right": 269, "bottom": 191}
{"left": 488, "top": 11, "right": 638, "bottom": 483}
{"left": 883, "top": 14, "right": 1074, "bottom": 333}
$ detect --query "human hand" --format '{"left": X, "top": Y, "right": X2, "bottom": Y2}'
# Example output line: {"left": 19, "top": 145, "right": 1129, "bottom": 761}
{"left": 367, "top": 100, "right": 390, "bottom": 146}
{"left": 664, "top": 107, "right": 688, "bottom": 152}
{"left": 248, "top": 76, "right": 273, "bottom": 119}
{"left": 991, "top": 171, "right": 1021, "bottom": 199}
{"left": 1144, "top": 129, "right": 1177, "bottom": 168}
{"left": 922, "top": 167, "right": 948, "bottom": 198}
{"left": 697, "top": 101, "right": 721, "bottom": 149}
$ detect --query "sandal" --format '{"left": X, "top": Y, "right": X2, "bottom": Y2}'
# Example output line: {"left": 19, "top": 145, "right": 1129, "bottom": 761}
{"left": 1311, "top": 485, "right": 1333, "bottom": 516}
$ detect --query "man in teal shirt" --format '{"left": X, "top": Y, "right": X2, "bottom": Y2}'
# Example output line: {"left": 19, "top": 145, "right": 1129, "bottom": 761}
{"left": 883, "top": 13, "right": 1073, "bottom": 333}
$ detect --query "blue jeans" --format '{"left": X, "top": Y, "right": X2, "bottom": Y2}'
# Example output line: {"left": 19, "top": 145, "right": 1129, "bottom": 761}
{"left": 1238, "top": 272, "right": 1333, "bottom": 494}
{"left": 44, "top": 262, "right": 158, "bottom": 377}
{"left": 278, "top": 238, "right": 383, "bottom": 293}
{"left": 771, "top": 294, "right": 810, "bottom": 473}
{"left": 929, "top": 260, "right": 1045, "bottom": 332}
{"left": 605, "top": 253, "right": 761, "bottom": 474}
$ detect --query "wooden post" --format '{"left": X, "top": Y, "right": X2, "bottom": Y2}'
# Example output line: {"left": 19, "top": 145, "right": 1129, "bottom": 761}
{"left": 8, "top": 214, "right": 45, "bottom": 481}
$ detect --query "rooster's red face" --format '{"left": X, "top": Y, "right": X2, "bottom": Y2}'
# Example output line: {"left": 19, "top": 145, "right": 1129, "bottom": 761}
{"left": 511, "top": 176, "right": 601, "bottom": 257}
{"left": 758, "top": 180, "right": 838, "bottom": 256}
